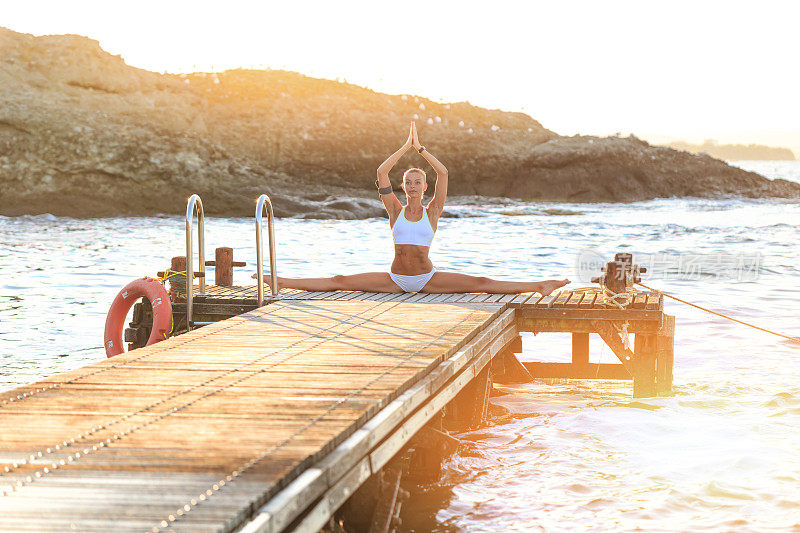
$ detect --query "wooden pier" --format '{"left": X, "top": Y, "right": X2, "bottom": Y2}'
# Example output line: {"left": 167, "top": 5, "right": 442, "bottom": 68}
{"left": 0, "top": 285, "right": 672, "bottom": 532}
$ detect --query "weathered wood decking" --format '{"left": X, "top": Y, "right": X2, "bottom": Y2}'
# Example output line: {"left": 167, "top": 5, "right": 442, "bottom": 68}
{"left": 0, "top": 288, "right": 670, "bottom": 532}
{"left": 0, "top": 297, "right": 512, "bottom": 532}
{"left": 188, "top": 285, "right": 663, "bottom": 309}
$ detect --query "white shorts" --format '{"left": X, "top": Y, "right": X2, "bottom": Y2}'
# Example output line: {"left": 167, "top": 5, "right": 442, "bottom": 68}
{"left": 389, "top": 268, "right": 436, "bottom": 293}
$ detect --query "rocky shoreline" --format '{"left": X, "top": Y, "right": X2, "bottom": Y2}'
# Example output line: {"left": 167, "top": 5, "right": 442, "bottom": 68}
{"left": 1, "top": 27, "right": 799, "bottom": 219}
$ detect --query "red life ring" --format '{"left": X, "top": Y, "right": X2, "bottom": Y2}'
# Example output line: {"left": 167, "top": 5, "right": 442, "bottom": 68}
{"left": 104, "top": 278, "right": 173, "bottom": 357}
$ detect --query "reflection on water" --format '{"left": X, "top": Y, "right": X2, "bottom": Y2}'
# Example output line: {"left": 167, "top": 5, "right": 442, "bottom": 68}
{"left": 1, "top": 171, "right": 799, "bottom": 530}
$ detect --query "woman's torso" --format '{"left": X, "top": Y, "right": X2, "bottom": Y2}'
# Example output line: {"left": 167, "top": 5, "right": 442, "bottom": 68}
{"left": 390, "top": 206, "right": 437, "bottom": 275}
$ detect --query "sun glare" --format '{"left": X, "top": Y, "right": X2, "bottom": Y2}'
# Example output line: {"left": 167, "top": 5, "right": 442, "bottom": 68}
{"left": 3, "top": 1, "right": 800, "bottom": 149}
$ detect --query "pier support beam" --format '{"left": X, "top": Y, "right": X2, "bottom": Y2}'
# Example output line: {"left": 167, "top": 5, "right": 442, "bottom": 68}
{"left": 631, "top": 315, "right": 675, "bottom": 397}
{"left": 443, "top": 365, "right": 491, "bottom": 432}
{"left": 656, "top": 315, "right": 675, "bottom": 395}
{"left": 633, "top": 333, "right": 657, "bottom": 398}
{"left": 489, "top": 335, "right": 532, "bottom": 384}
{"left": 335, "top": 462, "right": 408, "bottom": 533}
{"left": 572, "top": 332, "right": 590, "bottom": 365}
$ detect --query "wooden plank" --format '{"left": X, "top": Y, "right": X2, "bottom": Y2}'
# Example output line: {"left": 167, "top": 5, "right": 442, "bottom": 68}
{"left": 367, "top": 292, "right": 396, "bottom": 302}
{"left": 380, "top": 292, "right": 408, "bottom": 302}
{"left": 338, "top": 291, "right": 366, "bottom": 301}
{"left": 564, "top": 292, "right": 584, "bottom": 308}
{"left": 631, "top": 292, "right": 648, "bottom": 309}
{"left": 592, "top": 292, "right": 615, "bottom": 309}
{"left": 576, "top": 292, "right": 595, "bottom": 308}
{"left": 591, "top": 320, "right": 636, "bottom": 376}
{"left": 356, "top": 292, "right": 382, "bottom": 301}
{"left": 645, "top": 292, "right": 663, "bottom": 310}
{"left": 413, "top": 293, "right": 440, "bottom": 304}
{"left": 340, "top": 290, "right": 365, "bottom": 300}
{"left": 517, "top": 308, "right": 663, "bottom": 322}
{"left": 507, "top": 293, "right": 531, "bottom": 307}
{"left": 523, "top": 362, "right": 631, "bottom": 380}
{"left": 522, "top": 293, "right": 544, "bottom": 306}
{"left": 323, "top": 291, "right": 349, "bottom": 301}
{"left": 534, "top": 291, "right": 561, "bottom": 308}
{"left": 291, "top": 457, "right": 372, "bottom": 533}
{"left": 375, "top": 292, "right": 398, "bottom": 301}
{"left": 309, "top": 291, "right": 338, "bottom": 300}
{"left": 550, "top": 291, "right": 571, "bottom": 308}
{"left": 516, "top": 317, "right": 662, "bottom": 334}
{"left": 293, "top": 291, "right": 322, "bottom": 300}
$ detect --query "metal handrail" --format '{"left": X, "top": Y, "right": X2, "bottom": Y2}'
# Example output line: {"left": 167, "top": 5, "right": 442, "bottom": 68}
{"left": 255, "top": 194, "right": 279, "bottom": 306}
{"left": 185, "top": 194, "right": 206, "bottom": 330}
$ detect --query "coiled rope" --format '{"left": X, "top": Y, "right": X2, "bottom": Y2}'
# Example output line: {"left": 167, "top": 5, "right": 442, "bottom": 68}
{"left": 151, "top": 268, "right": 190, "bottom": 284}
{"left": 568, "top": 285, "right": 640, "bottom": 310}
{"left": 142, "top": 267, "right": 191, "bottom": 339}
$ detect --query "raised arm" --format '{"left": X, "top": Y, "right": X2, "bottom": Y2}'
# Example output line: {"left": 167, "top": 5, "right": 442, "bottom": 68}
{"left": 377, "top": 123, "right": 413, "bottom": 220}
{"left": 412, "top": 124, "right": 448, "bottom": 216}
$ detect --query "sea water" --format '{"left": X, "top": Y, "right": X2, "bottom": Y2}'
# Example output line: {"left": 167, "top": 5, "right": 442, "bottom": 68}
{"left": 0, "top": 161, "right": 798, "bottom": 531}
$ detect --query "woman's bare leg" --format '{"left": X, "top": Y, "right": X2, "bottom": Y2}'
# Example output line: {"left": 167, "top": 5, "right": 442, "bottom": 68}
{"left": 253, "top": 272, "right": 403, "bottom": 293}
{"left": 421, "top": 272, "right": 570, "bottom": 294}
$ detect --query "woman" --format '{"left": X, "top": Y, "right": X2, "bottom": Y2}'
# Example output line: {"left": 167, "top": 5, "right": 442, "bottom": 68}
{"left": 256, "top": 122, "right": 570, "bottom": 295}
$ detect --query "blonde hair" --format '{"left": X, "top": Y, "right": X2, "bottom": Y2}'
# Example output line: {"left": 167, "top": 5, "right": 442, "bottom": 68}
{"left": 402, "top": 167, "right": 426, "bottom": 181}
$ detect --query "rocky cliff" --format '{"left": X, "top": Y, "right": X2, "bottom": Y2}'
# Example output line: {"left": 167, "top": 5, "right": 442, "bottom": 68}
{"left": 1, "top": 27, "right": 798, "bottom": 218}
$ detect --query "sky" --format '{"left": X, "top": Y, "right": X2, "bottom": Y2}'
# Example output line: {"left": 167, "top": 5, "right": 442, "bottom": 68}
{"left": 4, "top": 0, "right": 800, "bottom": 151}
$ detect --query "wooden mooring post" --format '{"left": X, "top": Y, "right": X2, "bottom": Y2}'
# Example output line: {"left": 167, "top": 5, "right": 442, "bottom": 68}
{"left": 204, "top": 246, "right": 246, "bottom": 287}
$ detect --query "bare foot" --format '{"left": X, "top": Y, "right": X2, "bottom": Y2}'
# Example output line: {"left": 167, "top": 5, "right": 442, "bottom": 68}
{"left": 538, "top": 278, "right": 570, "bottom": 296}
{"left": 251, "top": 272, "right": 282, "bottom": 291}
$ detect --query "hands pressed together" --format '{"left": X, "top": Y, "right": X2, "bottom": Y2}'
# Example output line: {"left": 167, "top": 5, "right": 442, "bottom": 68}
{"left": 403, "top": 121, "right": 423, "bottom": 151}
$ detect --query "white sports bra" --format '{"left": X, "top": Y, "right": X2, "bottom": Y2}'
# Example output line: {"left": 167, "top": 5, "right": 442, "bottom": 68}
{"left": 392, "top": 207, "right": 435, "bottom": 247}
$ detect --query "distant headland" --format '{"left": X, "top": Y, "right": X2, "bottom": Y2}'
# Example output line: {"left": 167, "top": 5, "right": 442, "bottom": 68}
{"left": 666, "top": 140, "right": 795, "bottom": 161}
{"left": 1, "top": 27, "right": 798, "bottom": 218}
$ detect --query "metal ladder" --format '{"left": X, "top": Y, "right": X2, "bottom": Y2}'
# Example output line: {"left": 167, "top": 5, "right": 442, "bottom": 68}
{"left": 255, "top": 194, "right": 279, "bottom": 306}
{"left": 184, "top": 194, "right": 279, "bottom": 330}
{"left": 185, "top": 194, "right": 208, "bottom": 330}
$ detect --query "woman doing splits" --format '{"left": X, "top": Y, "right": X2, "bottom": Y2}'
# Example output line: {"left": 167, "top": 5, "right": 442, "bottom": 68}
{"left": 256, "top": 122, "right": 570, "bottom": 295}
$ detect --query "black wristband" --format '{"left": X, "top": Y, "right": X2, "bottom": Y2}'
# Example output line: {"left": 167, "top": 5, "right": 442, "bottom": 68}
{"left": 378, "top": 185, "right": 393, "bottom": 195}
{"left": 417, "top": 146, "right": 426, "bottom": 153}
